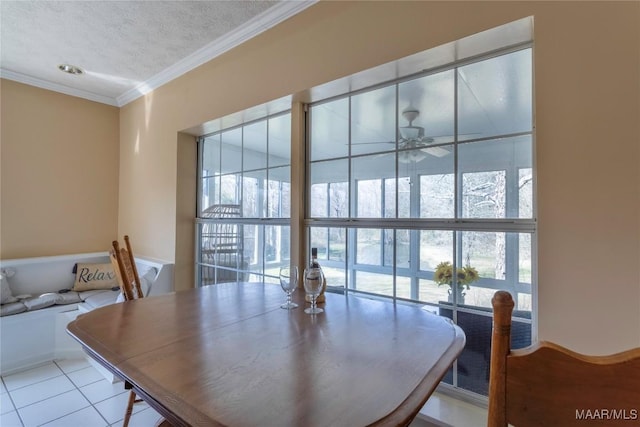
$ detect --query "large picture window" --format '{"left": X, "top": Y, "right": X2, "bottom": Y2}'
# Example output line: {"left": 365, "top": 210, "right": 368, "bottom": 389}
{"left": 307, "top": 47, "right": 534, "bottom": 396}
{"left": 194, "top": 28, "right": 535, "bottom": 400}
{"left": 196, "top": 112, "right": 292, "bottom": 285}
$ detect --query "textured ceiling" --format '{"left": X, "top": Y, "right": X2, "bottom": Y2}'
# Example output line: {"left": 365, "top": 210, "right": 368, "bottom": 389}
{"left": 0, "top": 1, "right": 313, "bottom": 106}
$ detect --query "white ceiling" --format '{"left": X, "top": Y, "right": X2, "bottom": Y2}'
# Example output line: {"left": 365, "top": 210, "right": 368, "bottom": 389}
{"left": 0, "top": 1, "right": 314, "bottom": 107}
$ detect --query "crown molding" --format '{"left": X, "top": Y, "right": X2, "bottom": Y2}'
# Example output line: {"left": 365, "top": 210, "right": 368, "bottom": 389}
{"left": 0, "top": 69, "right": 119, "bottom": 106}
{"left": 116, "top": 0, "right": 317, "bottom": 107}
{"left": 2, "top": 1, "right": 316, "bottom": 108}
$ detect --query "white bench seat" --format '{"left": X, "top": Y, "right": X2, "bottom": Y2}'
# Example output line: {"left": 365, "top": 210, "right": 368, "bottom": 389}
{"left": 0, "top": 252, "right": 173, "bottom": 375}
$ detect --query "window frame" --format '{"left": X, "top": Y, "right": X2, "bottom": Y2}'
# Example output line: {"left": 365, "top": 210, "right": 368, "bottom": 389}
{"left": 305, "top": 45, "right": 535, "bottom": 288}
{"left": 304, "top": 45, "right": 536, "bottom": 397}
{"left": 196, "top": 111, "right": 292, "bottom": 285}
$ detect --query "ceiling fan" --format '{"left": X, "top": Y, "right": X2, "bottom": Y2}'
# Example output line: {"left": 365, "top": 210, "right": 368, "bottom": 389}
{"left": 396, "top": 108, "right": 451, "bottom": 161}
{"left": 352, "top": 107, "right": 452, "bottom": 162}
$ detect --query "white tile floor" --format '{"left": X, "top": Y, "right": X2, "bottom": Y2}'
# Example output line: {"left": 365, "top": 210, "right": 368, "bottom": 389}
{"left": 1, "top": 359, "right": 481, "bottom": 427}
{"left": 0, "top": 359, "right": 164, "bottom": 427}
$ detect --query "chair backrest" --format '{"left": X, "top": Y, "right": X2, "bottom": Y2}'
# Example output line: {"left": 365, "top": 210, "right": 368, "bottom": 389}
{"left": 488, "top": 290, "right": 640, "bottom": 427}
{"left": 109, "top": 235, "right": 143, "bottom": 301}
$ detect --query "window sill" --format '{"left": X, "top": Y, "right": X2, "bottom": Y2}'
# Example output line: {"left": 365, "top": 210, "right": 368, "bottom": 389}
{"left": 413, "top": 392, "right": 488, "bottom": 427}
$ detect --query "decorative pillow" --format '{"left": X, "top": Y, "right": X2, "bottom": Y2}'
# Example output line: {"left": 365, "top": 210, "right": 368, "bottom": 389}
{"left": 1, "top": 269, "right": 18, "bottom": 305}
{"left": 116, "top": 267, "right": 157, "bottom": 302}
{"left": 72, "top": 263, "right": 118, "bottom": 292}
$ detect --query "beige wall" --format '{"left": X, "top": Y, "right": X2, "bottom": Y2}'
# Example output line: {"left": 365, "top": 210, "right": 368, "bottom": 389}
{"left": 2, "top": 1, "right": 638, "bottom": 354}
{"left": 1, "top": 80, "right": 119, "bottom": 258}
{"left": 174, "top": 132, "right": 196, "bottom": 292}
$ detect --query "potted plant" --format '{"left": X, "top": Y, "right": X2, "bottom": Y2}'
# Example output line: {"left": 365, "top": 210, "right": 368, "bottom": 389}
{"left": 433, "top": 261, "right": 479, "bottom": 304}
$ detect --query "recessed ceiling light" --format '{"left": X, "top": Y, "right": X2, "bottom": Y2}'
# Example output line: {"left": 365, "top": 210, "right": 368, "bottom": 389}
{"left": 58, "top": 64, "right": 84, "bottom": 75}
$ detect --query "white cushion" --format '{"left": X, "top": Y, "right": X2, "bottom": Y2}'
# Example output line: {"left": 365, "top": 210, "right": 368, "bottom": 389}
{"left": 22, "top": 293, "right": 58, "bottom": 311}
{"left": 1, "top": 269, "right": 18, "bottom": 305}
{"left": 139, "top": 267, "right": 156, "bottom": 297}
{"left": 48, "top": 291, "right": 82, "bottom": 305}
{"left": 60, "top": 291, "right": 82, "bottom": 304}
{"left": 79, "top": 289, "right": 112, "bottom": 300}
{"left": 82, "top": 289, "right": 120, "bottom": 310}
{"left": 0, "top": 301, "right": 26, "bottom": 316}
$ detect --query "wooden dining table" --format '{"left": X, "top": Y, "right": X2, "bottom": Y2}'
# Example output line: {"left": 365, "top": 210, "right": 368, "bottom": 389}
{"left": 67, "top": 282, "right": 465, "bottom": 427}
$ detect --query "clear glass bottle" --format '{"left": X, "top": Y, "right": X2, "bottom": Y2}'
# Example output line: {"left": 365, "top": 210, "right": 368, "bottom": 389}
{"left": 305, "top": 247, "right": 327, "bottom": 303}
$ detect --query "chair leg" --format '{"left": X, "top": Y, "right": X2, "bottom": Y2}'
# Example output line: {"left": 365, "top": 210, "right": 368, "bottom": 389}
{"left": 123, "top": 390, "right": 137, "bottom": 427}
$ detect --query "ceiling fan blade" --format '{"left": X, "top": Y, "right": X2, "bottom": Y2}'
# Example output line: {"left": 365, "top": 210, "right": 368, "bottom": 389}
{"left": 420, "top": 146, "right": 450, "bottom": 158}
{"left": 349, "top": 132, "right": 481, "bottom": 147}
{"left": 349, "top": 141, "right": 395, "bottom": 145}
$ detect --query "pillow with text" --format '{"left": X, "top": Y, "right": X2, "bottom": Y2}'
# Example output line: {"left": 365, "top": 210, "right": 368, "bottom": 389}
{"left": 72, "top": 263, "right": 118, "bottom": 292}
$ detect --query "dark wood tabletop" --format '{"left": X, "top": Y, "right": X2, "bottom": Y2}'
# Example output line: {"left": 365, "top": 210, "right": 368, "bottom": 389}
{"left": 67, "top": 282, "right": 465, "bottom": 427}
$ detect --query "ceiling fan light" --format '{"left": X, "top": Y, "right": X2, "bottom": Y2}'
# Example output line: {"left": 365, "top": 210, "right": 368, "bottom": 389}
{"left": 398, "top": 150, "right": 428, "bottom": 163}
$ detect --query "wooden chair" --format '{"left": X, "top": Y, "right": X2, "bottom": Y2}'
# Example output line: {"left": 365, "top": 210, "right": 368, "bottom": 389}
{"left": 110, "top": 236, "right": 171, "bottom": 427}
{"left": 488, "top": 290, "right": 640, "bottom": 427}
{"left": 110, "top": 235, "right": 143, "bottom": 301}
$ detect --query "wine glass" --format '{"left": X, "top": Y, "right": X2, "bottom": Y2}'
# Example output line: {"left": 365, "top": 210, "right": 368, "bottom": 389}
{"left": 303, "top": 267, "right": 324, "bottom": 314}
{"left": 279, "top": 266, "right": 298, "bottom": 309}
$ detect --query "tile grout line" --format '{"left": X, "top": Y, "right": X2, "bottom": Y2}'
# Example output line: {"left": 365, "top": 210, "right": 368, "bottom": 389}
{"left": 2, "top": 364, "right": 65, "bottom": 393}
{"left": 4, "top": 360, "right": 156, "bottom": 427}
{"left": 56, "top": 359, "right": 154, "bottom": 426}
{"left": 2, "top": 361, "right": 107, "bottom": 427}
{"left": 31, "top": 389, "right": 90, "bottom": 427}
{"left": 3, "top": 364, "right": 73, "bottom": 416}
{"left": 52, "top": 360, "right": 113, "bottom": 427}
{"left": 1, "top": 374, "right": 25, "bottom": 427}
